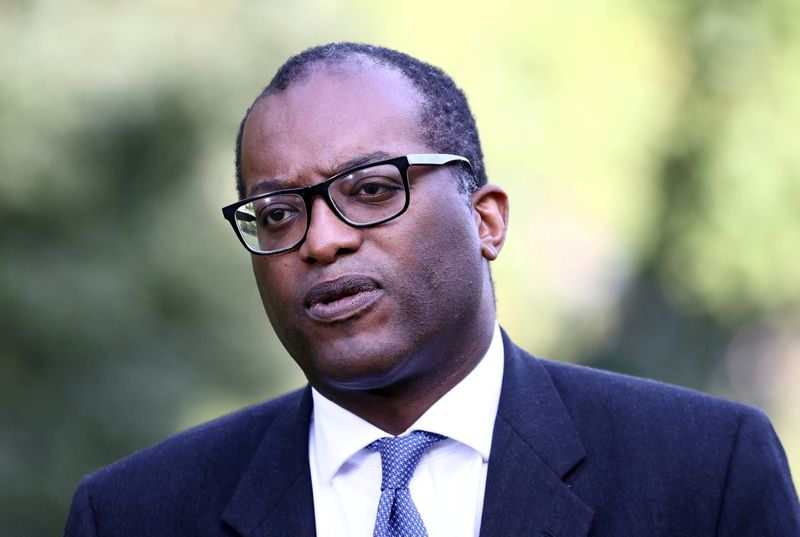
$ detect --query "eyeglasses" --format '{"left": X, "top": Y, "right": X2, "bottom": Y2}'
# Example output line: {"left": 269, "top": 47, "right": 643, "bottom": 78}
{"left": 222, "top": 153, "right": 472, "bottom": 255}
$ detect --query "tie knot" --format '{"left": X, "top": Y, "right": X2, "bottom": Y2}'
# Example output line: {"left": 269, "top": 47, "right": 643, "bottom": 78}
{"left": 369, "top": 431, "right": 445, "bottom": 491}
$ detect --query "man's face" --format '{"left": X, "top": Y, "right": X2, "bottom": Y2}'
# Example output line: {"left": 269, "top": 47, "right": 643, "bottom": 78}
{"left": 239, "top": 64, "right": 491, "bottom": 395}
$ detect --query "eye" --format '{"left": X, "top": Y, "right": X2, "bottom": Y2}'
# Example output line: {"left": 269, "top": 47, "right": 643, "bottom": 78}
{"left": 266, "top": 207, "right": 291, "bottom": 224}
{"left": 356, "top": 180, "right": 396, "bottom": 197}
{"left": 346, "top": 176, "right": 403, "bottom": 203}
{"left": 255, "top": 202, "right": 301, "bottom": 231}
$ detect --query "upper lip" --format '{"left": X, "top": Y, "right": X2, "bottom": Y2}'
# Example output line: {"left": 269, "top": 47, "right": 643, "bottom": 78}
{"left": 304, "top": 274, "right": 381, "bottom": 308}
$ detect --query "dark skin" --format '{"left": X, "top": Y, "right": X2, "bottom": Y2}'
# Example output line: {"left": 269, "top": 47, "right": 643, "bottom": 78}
{"left": 240, "top": 63, "right": 509, "bottom": 435}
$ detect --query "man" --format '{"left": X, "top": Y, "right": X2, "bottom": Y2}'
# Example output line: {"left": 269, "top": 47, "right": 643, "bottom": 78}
{"left": 65, "top": 43, "right": 799, "bottom": 536}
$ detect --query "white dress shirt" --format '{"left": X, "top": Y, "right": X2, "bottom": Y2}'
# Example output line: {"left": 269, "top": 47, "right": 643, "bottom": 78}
{"left": 309, "top": 323, "right": 504, "bottom": 537}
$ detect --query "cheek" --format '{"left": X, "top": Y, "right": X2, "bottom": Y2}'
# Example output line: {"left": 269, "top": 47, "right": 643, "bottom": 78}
{"left": 419, "top": 202, "right": 481, "bottom": 265}
{"left": 251, "top": 257, "right": 295, "bottom": 319}
{"left": 389, "top": 202, "right": 484, "bottom": 309}
{"left": 251, "top": 256, "right": 318, "bottom": 360}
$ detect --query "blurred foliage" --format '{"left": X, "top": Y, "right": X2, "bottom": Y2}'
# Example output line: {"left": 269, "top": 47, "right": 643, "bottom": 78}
{"left": 1, "top": 0, "right": 798, "bottom": 534}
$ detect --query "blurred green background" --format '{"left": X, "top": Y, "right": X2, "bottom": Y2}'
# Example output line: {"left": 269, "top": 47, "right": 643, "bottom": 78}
{"left": 2, "top": 0, "right": 798, "bottom": 534}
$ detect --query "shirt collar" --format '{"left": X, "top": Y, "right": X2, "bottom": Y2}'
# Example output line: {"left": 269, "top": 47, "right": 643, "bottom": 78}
{"left": 310, "top": 322, "right": 504, "bottom": 484}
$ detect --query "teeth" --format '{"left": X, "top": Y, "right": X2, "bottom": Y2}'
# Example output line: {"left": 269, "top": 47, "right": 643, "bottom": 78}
{"left": 326, "top": 290, "right": 356, "bottom": 304}
{"left": 306, "top": 287, "right": 381, "bottom": 322}
{"left": 305, "top": 275, "right": 378, "bottom": 308}
{"left": 303, "top": 276, "right": 382, "bottom": 322}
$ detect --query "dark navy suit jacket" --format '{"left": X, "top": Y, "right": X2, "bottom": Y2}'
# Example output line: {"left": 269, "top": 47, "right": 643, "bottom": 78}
{"left": 65, "top": 331, "right": 800, "bottom": 536}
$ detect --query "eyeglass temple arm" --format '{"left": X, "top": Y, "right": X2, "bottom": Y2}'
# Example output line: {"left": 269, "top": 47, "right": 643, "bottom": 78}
{"left": 406, "top": 154, "right": 472, "bottom": 169}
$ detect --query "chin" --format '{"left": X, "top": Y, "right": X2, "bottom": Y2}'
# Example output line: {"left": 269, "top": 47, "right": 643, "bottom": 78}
{"left": 305, "top": 340, "right": 414, "bottom": 391}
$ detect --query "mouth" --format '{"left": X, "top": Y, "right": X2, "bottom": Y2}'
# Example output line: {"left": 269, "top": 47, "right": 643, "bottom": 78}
{"left": 304, "top": 275, "right": 382, "bottom": 322}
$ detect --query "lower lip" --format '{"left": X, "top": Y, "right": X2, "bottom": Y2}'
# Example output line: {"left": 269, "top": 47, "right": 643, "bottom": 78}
{"left": 306, "top": 289, "right": 383, "bottom": 322}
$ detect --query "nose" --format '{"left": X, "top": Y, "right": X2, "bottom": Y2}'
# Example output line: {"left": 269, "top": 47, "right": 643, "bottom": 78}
{"left": 298, "top": 196, "right": 363, "bottom": 264}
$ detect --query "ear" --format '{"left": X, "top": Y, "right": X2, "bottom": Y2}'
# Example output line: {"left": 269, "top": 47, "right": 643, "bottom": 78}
{"left": 471, "top": 184, "right": 509, "bottom": 261}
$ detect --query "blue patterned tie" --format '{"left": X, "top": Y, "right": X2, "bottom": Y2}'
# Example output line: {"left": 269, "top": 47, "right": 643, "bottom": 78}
{"left": 369, "top": 431, "right": 445, "bottom": 537}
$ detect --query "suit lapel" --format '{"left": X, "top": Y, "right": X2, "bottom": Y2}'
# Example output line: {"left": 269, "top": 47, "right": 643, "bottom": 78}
{"left": 218, "top": 331, "right": 594, "bottom": 536}
{"left": 479, "top": 331, "right": 594, "bottom": 537}
{"left": 222, "top": 388, "right": 316, "bottom": 537}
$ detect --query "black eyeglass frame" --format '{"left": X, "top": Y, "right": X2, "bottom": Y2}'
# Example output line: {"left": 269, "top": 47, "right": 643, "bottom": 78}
{"left": 222, "top": 153, "right": 472, "bottom": 255}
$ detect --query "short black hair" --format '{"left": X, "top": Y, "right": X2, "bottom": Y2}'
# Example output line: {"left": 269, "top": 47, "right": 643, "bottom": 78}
{"left": 234, "top": 42, "right": 486, "bottom": 199}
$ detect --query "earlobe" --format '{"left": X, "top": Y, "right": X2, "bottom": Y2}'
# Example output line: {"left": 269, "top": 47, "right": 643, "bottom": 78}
{"left": 471, "top": 184, "right": 509, "bottom": 261}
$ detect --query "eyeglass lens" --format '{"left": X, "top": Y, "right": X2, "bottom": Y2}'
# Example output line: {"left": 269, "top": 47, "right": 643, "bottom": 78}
{"left": 233, "top": 162, "right": 407, "bottom": 253}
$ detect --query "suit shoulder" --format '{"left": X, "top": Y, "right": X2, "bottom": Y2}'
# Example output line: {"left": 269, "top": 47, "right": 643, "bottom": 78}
{"left": 535, "top": 355, "right": 766, "bottom": 442}
{"left": 65, "top": 388, "right": 312, "bottom": 535}
{"left": 541, "top": 356, "right": 749, "bottom": 404}
{"left": 82, "top": 387, "right": 307, "bottom": 490}
{"left": 522, "top": 354, "right": 800, "bottom": 534}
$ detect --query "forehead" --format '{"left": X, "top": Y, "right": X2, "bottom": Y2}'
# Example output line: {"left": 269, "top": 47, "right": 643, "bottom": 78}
{"left": 240, "top": 64, "right": 427, "bottom": 191}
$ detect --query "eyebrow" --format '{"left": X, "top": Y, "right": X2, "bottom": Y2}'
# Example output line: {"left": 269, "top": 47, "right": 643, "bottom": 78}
{"left": 246, "top": 150, "right": 395, "bottom": 197}
{"left": 332, "top": 151, "right": 392, "bottom": 175}
{"left": 248, "top": 179, "right": 293, "bottom": 197}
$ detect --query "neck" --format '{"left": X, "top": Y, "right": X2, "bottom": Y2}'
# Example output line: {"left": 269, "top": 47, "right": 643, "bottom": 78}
{"left": 315, "top": 315, "right": 496, "bottom": 436}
